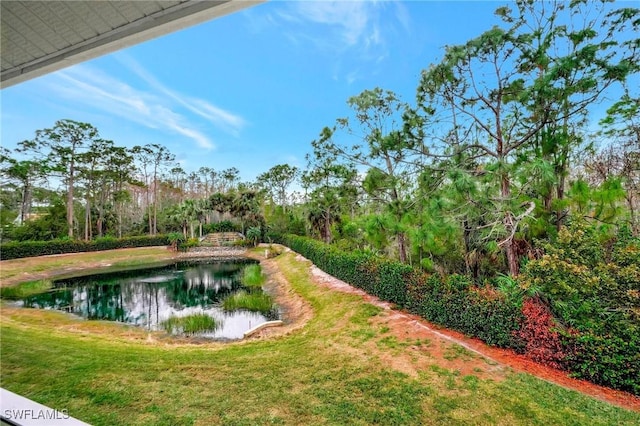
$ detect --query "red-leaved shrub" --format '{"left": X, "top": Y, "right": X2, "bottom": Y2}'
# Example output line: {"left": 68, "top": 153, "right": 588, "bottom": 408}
{"left": 515, "top": 298, "right": 566, "bottom": 370}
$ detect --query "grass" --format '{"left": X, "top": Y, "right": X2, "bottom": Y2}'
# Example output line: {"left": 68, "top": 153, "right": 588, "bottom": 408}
{"left": 444, "top": 344, "right": 478, "bottom": 361}
{"left": 222, "top": 290, "right": 275, "bottom": 314}
{"left": 161, "top": 314, "right": 220, "bottom": 335}
{"left": 241, "top": 264, "right": 266, "bottom": 288}
{"left": 0, "top": 279, "right": 52, "bottom": 299}
{"left": 1, "top": 249, "right": 639, "bottom": 425}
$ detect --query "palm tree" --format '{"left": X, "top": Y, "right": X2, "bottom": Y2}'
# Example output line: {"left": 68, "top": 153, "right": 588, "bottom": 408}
{"left": 182, "top": 199, "right": 199, "bottom": 239}
{"left": 231, "top": 190, "right": 260, "bottom": 235}
{"left": 167, "top": 202, "right": 189, "bottom": 237}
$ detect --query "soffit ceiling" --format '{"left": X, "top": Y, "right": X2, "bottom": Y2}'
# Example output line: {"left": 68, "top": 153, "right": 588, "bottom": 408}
{"left": 1, "top": 0, "right": 262, "bottom": 88}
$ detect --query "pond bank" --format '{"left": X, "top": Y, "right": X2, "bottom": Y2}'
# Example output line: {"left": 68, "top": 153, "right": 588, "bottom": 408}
{"left": 0, "top": 246, "right": 248, "bottom": 288}
{"left": 0, "top": 244, "right": 311, "bottom": 343}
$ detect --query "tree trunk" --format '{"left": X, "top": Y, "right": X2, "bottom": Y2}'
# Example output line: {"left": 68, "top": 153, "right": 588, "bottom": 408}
{"left": 97, "top": 186, "right": 106, "bottom": 237}
{"left": 84, "top": 198, "right": 91, "bottom": 241}
{"left": 502, "top": 171, "right": 519, "bottom": 276}
{"left": 20, "top": 181, "right": 32, "bottom": 225}
{"left": 67, "top": 159, "right": 75, "bottom": 238}
{"left": 505, "top": 235, "right": 519, "bottom": 277}
{"left": 397, "top": 232, "right": 407, "bottom": 263}
{"left": 153, "top": 166, "right": 158, "bottom": 236}
{"left": 627, "top": 193, "right": 638, "bottom": 236}
{"left": 324, "top": 209, "right": 332, "bottom": 244}
{"left": 118, "top": 206, "right": 123, "bottom": 239}
{"left": 146, "top": 180, "right": 152, "bottom": 236}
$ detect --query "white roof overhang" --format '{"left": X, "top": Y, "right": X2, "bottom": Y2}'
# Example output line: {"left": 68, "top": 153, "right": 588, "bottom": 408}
{"left": 1, "top": 0, "right": 263, "bottom": 88}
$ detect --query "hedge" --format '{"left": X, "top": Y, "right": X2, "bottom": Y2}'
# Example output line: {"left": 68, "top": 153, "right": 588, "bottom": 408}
{"left": 280, "top": 234, "right": 521, "bottom": 348}
{"left": 0, "top": 235, "right": 170, "bottom": 260}
{"left": 279, "top": 234, "right": 639, "bottom": 395}
{"left": 563, "top": 329, "right": 640, "bottom": 395}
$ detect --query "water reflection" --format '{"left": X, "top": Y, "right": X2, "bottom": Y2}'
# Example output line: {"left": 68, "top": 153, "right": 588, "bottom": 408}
{"left": 20, "top": 260, "right": 279, "bottom": 339}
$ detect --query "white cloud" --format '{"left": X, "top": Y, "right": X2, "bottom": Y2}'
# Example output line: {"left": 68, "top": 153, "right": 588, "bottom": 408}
{"left": 259, "top": 0, "right": 410, "bottom": 84}
{"left": 394, "top": 1, "right": 411, "bottom": 33}
{"left": 45, "top": 57, "right": 247, "bottom": 151}
{"left": 295, "top": 1, "right": 372, "bottom": 47}
{"left": 346, "top": 70, "right": 360, "bottom": 85}
{"left": 116, "top": 54, "right": 246, "bottom": 136}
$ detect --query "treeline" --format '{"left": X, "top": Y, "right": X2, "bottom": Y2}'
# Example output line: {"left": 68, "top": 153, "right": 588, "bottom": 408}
{"left": 293, "top": 0, "right": 639, "bottom": 279}
{"left": 0, "top": 119, "right": 269, "bottom": 242}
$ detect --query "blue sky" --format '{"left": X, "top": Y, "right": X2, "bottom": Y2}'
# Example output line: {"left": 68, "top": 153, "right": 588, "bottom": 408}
{"left": 0, "top": 1, "right": 633, "bottom": 183}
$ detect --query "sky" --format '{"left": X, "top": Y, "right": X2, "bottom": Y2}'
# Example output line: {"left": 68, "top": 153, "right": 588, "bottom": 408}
{"left": 0, "top": 1, "right": 635, "bottom": 184}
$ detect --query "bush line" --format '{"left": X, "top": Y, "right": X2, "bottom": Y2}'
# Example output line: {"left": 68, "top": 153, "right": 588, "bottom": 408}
{"left": 0, "top": 235, "right": 170, "bottom": 260}
{"left": 279, "top": 234, "right": 639, "bottom": 395}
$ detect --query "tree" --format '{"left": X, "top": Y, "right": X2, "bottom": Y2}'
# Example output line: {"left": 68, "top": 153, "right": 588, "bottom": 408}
{"left": 415, "top": 0, "right": 639, "bottom": 275}
{"left": 256, "top": 164, "right": 299, "bottom": 213}
{"left": 0, "top": 148, "right": 49, "bottom": 226}
{"left": 512, "top": 0, "right": 639, "bottom": 232}
{"left": 105, "top": 147, "right": 135, "bottom": 238}
{"left": 591, "top": 94, "right": 640, "bottom": 234}
{"left": 230, "top": 190, "right": 262, "bottom": 235}
{"left": 221, "top": 167, "right": 240, "bottom": 193}
{"left": 208, "top": 192, "right": 232, "bottom": 216}
{"left": 198, "top": 167, "right": 215, "bottom": 198}
{"left": 168, "top": 201, "right": 190, "bottom": 238}
{"left": 246, "top": 226, "right": 261, "bottom": 247}
{"left": 18, "top": 120, "right": 100, "bottom": 239}
{"left": 314, "top": 88, "right": 417, "bottom": 262}
{"left": 132, "top": 144, "right": 175, "bottom": 235}
{"left": 167, "top": 232, "right": 186, "bottom": 252}
{"left": 77, "top": 138, "right": 116, "bottom": 240}
{"left": 303, "top": 129, "right": 359, "bottom": 244}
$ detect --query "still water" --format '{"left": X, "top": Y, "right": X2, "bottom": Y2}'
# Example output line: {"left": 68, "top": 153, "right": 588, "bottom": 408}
{"left": 18, "top": 260, "right": 279, "bottom": 339}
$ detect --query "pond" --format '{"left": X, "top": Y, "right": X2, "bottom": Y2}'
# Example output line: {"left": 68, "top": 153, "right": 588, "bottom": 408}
{"left": 16, "top": 259, "right": 280, "bottom": 340}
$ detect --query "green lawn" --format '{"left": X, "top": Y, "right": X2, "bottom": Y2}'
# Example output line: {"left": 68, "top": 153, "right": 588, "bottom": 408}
{"left": 1, "top": 250, "right": 638, "bottom": 425}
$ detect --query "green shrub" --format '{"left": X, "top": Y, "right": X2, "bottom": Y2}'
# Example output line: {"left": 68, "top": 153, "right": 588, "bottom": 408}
{"left": 202, "top": 221, "right": 239, "bottom": 234}
{"left": 267, "top": 232, "right": 640, "bottom": 394}
{"left": 231, "top": 239, "right": 254, "bottom": 248}
{"left": 246, "top": 227, "right": 261, "bottom": 247}
{"left": 161, "top": 314, "right": 220, "bottom": 335}
{"left": 222, "top": 290, "right": 275, "bottom": 314}
{"left": 519, "top": 222, "right": 640, "bottom": 394}
{"left": 167, "top": 233, "right": 186, "bottom": 252}
{"left": 241, "top": 264, "right": 265, "bottom": 288}
{"left": 178, "top": 238, "right": 200, "bottom": 252}
{"left": 418, "top": 283, "right": 522, "bottom": 348}
{"left": 562, "top": 329, "right": 640, "bottom": 395}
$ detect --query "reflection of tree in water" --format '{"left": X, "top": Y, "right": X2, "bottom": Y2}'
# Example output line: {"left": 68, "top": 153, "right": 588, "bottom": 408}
{"left": 23, "top": 288, "right": 74, "bottom": 311}
{"left": 23, "top": 284, "right": 127, "bottom": 321}
{"left": 168, "top": 270, "right": 240, "bottom": 308}
{"left": 83, "top": 284, "right": 128, "bottom": 321}
{"left": 22, "top": 260, "right": 258, "bottom": 327}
